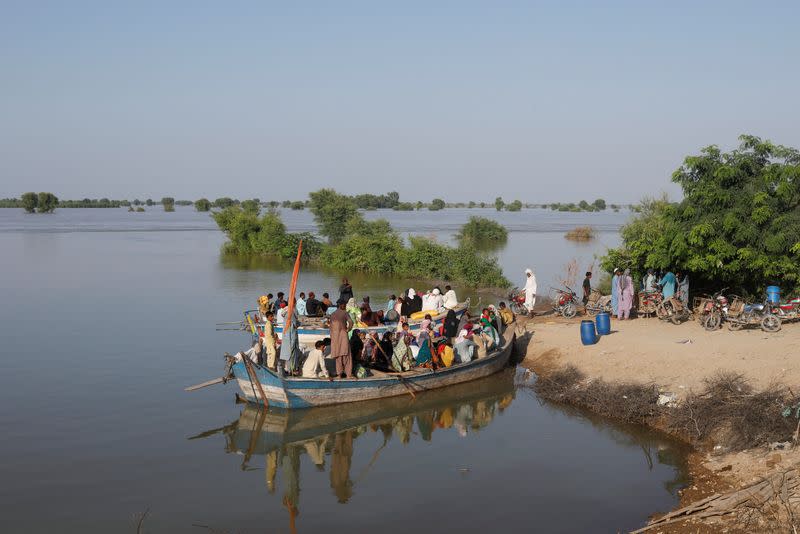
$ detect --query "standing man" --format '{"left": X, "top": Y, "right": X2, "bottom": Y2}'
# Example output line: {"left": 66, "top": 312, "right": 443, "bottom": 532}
{"left": 611, "top": 268, "right": 621, "bottom": 316}
{"left": 338, "top": 278, "right": 353, "bottom": 304}
{"left": 582, "top": 271, "right": 592, "bottom": 306}
{"left": 329, "top": 299, "right": 354, "bottom": 378}
{"left": 523, "top": 268, "right": 537, "bottom": 317}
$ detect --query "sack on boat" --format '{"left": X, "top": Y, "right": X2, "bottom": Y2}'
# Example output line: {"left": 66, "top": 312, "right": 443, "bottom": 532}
{"left": 410, "top": 310, "right": 436, "bottom": 320}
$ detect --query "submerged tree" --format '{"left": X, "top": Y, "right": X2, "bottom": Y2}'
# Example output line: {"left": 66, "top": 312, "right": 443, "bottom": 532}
{"left": 195, "top": 198, "right": 211, "bottom": 212}
{"left": 506, "top": 200, "right": 523, "bottom": 212}
{"left": 308, "top": 189, "right": 360, "bottom": 244}
{"left": 21, "top": 192, "right": 38, "bottom": 213}
{"left": 603, "top": 135, "right": 800, "bottom": 295}
{"left": 162, "top": 197, "right": 175, "bottom": 212}
{"left": 429, "top": 198, "right": 445, "bottom": 211}
{"left": 37, "top": 192, "right": 58, "bottom": 213}
{"left": 494, "top": 197, "right": 505, "bottom": 211}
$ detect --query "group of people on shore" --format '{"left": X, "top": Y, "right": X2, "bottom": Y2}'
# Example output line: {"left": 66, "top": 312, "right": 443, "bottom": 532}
{"left": 580, "top": 268, "right": 690, "bottom": 320}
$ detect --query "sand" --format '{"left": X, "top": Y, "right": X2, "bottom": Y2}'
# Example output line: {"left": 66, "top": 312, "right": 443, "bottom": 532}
{"left": 520, "top": 314, "right": 800, "bottom": 395}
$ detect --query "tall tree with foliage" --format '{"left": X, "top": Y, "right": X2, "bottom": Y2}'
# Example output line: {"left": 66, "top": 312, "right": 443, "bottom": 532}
{"left": 494, "top": 197, "right": 505, "bottom": 211}
{"left": 308, "top": 189, "right": 360, "bottom": 244}
{"left": 21, "top": 192, "right": 38, "bottom": 213}
{"left": 240, "top": 199, "right": 260, "bottom": 214}
{"left": 37, "top": 192, "right": 58, "bottom": 213}
{"left": 603, "top": 135, "right": 800, "bottom": 295}
{"left": 161, "top": 197, "right": 175, "bottom": 212}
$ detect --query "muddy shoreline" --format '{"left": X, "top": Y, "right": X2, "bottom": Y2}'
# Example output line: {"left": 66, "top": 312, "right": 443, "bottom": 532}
{"left": 513, "top": 314, "right": 800, "bottom": 532}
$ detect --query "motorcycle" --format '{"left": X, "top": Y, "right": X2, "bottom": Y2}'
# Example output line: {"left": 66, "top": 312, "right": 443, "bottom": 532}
{"left": 656, "top": 296, "right": 690, "bottom": 325}
{"left": 727, "top": 297, "right": 782, "bottom": 332}
{"left": 637, "top": 290, "right": 663, "bottom": 318}
{"left": 585, "top": 289, "right": 613, "bottom": 316}
{"left": 550, "top": 286, "right": 579, "bottom": 319}
{"left": 508, "top": 288, "right": 529, "bottom": 316}
{"left": 702, "top": 288, "right": 730, "bottom": 331}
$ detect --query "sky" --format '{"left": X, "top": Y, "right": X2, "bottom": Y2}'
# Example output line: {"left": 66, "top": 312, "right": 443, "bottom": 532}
{"left": 1, "top": 1, "right": 799, "bottom": 203}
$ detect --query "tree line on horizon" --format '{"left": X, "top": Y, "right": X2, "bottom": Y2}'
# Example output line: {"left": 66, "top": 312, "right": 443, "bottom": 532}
{"left": 0, "top": 192, "right": 628, "bottom": 213}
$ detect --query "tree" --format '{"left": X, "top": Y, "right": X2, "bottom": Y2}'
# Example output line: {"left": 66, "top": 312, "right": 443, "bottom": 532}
{"left": 308, "top": 189, "right": 360, "bottom": 244}
{"left": 195, "top": 198, "right": 211, "bottom": 212}
{"left": 161, "top": 197, "right": 175, "bottom": 212}
{"left": 146, "top": 198, "right": 154, "bottom": 206}
{"left": 267, "top": 201, "right": 280, "bottom": 208}
{"left": 495, "top": 197, "right": 505, "bottom": 211}
{"left": 429, "top": 198, "right": 445, "bottom": 211}
{"left": 241, "top": 199, "right": 260, "bottom": 214}
{"left": 214, "top": 197, "right": 235, "bottom": 209}
{"left": 506, "top": 200, "right": 522, "bottom": 212}
{"left": 603, "top": 135, "right": 800, "bottom": 296}
{"left": 133, "top": 199, "right": 142, "bottom": 206}
{"left": 479, "top": 202, "right": 486, "bottom": 208}
{"left": 578, "top": 200, "right": 591, "bottom": 211}
{"left": 593, "top": 198, "right": 607, "bottom": 211}
{"left": 21, "top": 192, "right": 38, "bottom": 213}
{"left": 468, "top": 201, "right": 476, "bottom": 208}
{"left": 415, "top": 201, "right": 424, "bottom": 210}
{"left": 37, "top": 192, "right": 58, "bottom": 213}
{"left": 290, "top": 201, "right": 305, "bottom": 210}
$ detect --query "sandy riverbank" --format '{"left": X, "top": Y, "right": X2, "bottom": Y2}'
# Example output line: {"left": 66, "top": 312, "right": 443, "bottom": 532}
{"left": 515, "top": 314, "right": 800, "bottom": 532}
{"left": 521, "top": 314, "right": 800, "bottom": 395}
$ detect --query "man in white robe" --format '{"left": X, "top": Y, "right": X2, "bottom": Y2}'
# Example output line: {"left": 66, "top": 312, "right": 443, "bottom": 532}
{"left": 524, "top": 268, "right": 537, "bottom": 316}
{"left": 442, "top": 285, "right": 458, "bottom": 310}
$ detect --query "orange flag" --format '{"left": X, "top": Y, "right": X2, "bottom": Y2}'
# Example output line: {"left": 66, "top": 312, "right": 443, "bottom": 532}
{"left": 283, "top": 240, "right": 303, "bottom": 326}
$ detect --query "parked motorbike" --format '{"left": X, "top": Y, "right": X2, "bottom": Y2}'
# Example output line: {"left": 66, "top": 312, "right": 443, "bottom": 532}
{"left": 656, "top": 296, "right": 690, "bottom": 325}
{"left": 702, "top": 287, "right": 730, "bottom": 331}
{"left": 727, "top": 297, "right": 782, "bottom": 332}
{"left": 550, "top": 286, "right": 579, "bottom": 319}
{"left": 637, "top": 290, "right": 663, "bottom": 318}
{"left": 508, "top": 288, "right": 529, "bottom": 316}
{"left": 585, "top": 289, "right": 613, "bottom": 316}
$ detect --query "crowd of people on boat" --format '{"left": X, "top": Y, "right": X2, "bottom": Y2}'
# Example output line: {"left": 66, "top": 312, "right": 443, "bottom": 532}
{"left": 245, "top": 278, "right": 514, "bottom": 380}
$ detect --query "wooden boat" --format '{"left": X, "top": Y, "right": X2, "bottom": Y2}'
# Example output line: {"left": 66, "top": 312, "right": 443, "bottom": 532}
{"left": 233, "top": 331, "right": 516, "bottom": 409}
{"left": 246, "top": 300, "right": 471, "bottom": 345}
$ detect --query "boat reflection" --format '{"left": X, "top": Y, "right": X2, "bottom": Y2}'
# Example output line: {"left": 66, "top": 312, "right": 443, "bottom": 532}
{"left": 189, "top": 370, "right": 519, "bottom": 530}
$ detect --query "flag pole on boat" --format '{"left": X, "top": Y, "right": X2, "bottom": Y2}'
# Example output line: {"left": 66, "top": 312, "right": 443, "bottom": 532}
{"left": 279, "top": 240, "right": 304, "bottom": 373}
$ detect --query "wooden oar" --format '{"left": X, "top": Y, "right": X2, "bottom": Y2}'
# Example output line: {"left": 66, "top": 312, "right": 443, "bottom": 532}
{"left": 185, "top": 377, "right": 227, "bottom": 392}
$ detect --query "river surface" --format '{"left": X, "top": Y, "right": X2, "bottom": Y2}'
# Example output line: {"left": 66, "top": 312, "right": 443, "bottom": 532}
{"left": 0, "top": 207, "right": 689, "bottom": 533}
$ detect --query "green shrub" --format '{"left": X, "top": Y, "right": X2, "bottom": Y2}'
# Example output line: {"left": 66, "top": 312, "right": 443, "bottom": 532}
{"left": 195, "top": 198, "right": 211, "bottom": 212}
{"left": 457, "top": 216, "right": 508, "bottom": 246}
{"left": 162, "top": 197, "right": 175, "bottom": 212}
{"left": 21, "top": 192, "right": 38, "bottom": 213}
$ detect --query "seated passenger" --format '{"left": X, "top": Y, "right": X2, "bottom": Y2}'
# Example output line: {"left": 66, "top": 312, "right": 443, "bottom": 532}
{"left": 296, "top": 293, "right": 307, "bottom": 316}
{"left": 302, "top": 340, "right": 330, "bottom": 379}
{"left": 305, "top": 292, "right": 324, "bottom": 317}
{"left": 442, "top": 285, "right": 458, "bottom": 310}
{"left": 498, "top": 302, "right": 515, "bottom": 326}
{"left": 437, "top": 340, "right": 455, "bottom": 367}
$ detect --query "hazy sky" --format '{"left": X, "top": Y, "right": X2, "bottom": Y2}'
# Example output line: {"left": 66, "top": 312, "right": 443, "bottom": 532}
{"left": 2, "top": 1, "right": 799, "bottom": 203}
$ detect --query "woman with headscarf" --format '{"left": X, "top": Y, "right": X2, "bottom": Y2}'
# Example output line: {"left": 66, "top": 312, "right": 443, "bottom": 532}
{"left": 401, "top": 288, "right": 422, "bottom": 316}
{"left": 659, "top": 271, "right": 677, "bottom": 299}
{"left": 391, "top": 330, "right": 413, "bottom": 371}
{"left": 523, "top": 268, "right": 537, "bottom": 317}
{"left": 617, "top": 269, "right": 634, "bottom": 320}
{"left": 611, "top": 268, "right": 621, "bottom": 316}
{"left": 346, "top": 298, "right": 360, "bottom": 324}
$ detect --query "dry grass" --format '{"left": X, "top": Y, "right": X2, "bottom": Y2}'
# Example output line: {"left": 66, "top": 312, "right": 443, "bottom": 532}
{"left": 668, "top": 371, "right": 799, "bottom": 451}
{"left": 564, "top": 226, "right": 596, "bottom": 241}
{"left": 530, "top": 366, "right": 800, "bottom": 452}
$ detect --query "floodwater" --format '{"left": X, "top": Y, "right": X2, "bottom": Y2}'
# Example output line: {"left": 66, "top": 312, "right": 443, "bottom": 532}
{"left": 0, "top": 207, "right": 688, "bottom": 533}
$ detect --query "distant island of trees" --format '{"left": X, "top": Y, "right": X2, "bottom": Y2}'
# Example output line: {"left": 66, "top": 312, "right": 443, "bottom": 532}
{"left": 0, "top": 192, "right": 631, "bottom": 213}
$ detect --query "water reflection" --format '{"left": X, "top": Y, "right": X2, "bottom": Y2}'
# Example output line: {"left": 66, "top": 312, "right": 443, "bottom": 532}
{"left": 190, "top": 371, "right": 518, "bottom": 530}
{"left": 190, "top": 370, "right": 688, "bottom": 532}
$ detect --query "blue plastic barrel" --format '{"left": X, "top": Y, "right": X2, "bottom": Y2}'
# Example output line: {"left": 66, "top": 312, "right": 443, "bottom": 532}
{"left": 580, "top": 320, "right": 598, "bottom": 345}
{"left": 766, "top": 286, "right": 781, "bottom": 304}
{"left": 595, "top": 312, "right": 611, "bottom": 335}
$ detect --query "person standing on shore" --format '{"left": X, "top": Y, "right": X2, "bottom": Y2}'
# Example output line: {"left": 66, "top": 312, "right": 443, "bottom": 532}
{"left": 582, "top": 271, "right": 592, "bottom": 305}
{"left": 677, "top": 272, "right": 690, "bottom": 307}
{"left": 659, "top": 270, "right": 677, "bottom": 299}
{"left": 523, "top": 268, "right": 537, "bottom": 317}
{"left": 617, "top": 269, "right": 634, "bottom": 320}
{"left": 611, "top": 268, "right": 621, "bottom": 315}
{"left": 329, "top": 299, "right": 354, "bottom": 378}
